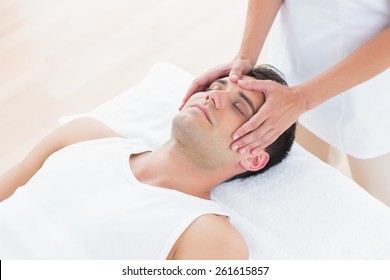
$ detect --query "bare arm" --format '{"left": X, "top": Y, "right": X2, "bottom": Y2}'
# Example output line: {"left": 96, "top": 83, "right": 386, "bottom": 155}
{"left": 296, "top": 24, "right": 390, "bottom": 110}
{"left": 181, "top": 0, "right": 282, "bottom": 106}
{"left": 171, "top": 215, "right": 248, "bottom": 260}
{"left": 236, "top": 0, "right": 283, "bottom": 65}
{"left": 232, "top": 24, "right": 390, "bottom": 153}
{"left": 0, "top": 118, "right": 121, "bottom": 202}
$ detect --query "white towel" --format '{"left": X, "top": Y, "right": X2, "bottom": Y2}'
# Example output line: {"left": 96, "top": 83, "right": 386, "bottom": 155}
{"left": 60, "top": 62, "right": 390, "bottom": 259}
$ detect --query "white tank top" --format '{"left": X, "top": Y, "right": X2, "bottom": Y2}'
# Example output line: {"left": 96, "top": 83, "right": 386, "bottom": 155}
{"left": 269, "top": 0, "right": 390, "bottom": 158}
{"left": 0, "top": 138, "right": 228, "bottom": 259}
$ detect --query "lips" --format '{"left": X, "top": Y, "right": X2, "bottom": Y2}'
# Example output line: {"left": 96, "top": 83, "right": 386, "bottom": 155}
{"left": 190, "top": 104, "right": 213, "bottom": 124}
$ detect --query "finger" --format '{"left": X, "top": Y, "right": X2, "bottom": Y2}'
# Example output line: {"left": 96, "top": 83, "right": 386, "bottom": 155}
{"left": 181, "top": 63, "right": 241, "bottom": 110}
{"left": 232, "top": 107, "right": 270, "bottom": 141}
{"left": 236, "top": 127, "right": 275, "bottom": 154}
{"left": 231, "top": 120, "right": 272, "bottom": 151}
{"left": 185, "top": 65, "right": 232, "bottom": 97}
{"left": 231, "top": 130, "right": 262, "bottom": 152}
{"left": 181, "top": 69, "right": 232, "bottom": 110}
{"left": 180, "top": 86, "right": 198, "bottom": 110}
{"left": 237, "top": 139, "right": 260, "bottom": 155}
{"left": 180, "top": 80, "right": 210, "bottom": 110}
{"left": 229, "top": 64, "right": 245, "bottom": 83}
{"left": 237, "top": 138, "right": 265, "bottom": 155}
{"left": 249, "top": 131, "right": 279, "bottom": 155}
{"left": 182, "top": 79, "right": 204, "bottom": 102}
{"left": 237, "top": 79, "right": 272, "bottom": 93}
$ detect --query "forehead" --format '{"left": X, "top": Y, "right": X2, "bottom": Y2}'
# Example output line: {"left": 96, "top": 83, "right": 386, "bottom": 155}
{"left": 213, "top": 75, "right": 258, "bottom": 87}
{"left": 212, "top": 76, "right": 265, "bottom": 111}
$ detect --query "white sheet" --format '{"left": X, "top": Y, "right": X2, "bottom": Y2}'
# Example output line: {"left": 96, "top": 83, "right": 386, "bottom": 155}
{"left": 60, "top": 62, "right": 390, "bottom": 259}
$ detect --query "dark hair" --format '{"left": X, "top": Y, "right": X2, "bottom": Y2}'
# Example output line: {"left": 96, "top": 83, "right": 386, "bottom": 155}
{"left": 228, "top": 64, "right": 296, "bottom": 181}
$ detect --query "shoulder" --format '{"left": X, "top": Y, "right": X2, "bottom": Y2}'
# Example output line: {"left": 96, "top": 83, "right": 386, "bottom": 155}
{"left": 55, "top": 117, "right": 122, "bottom": 147}
{"left": 35, "top": 117, "right": 122, "bottom": 155}
{"left": 0, "top": 118, "right": 122, "bottom": 201}
{"left": 23, "top": 117, "right": 122, "bottom": 170}
{"left": 172, "top": 214, "right": 249, "bottom": 260}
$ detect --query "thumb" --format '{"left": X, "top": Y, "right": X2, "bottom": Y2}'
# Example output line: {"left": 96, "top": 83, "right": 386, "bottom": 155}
{"left": 229, "top": 64, "right": 245, "bottom": 82}
{"left": 237, "top": 80, "right": 270, "bottom": 92}
{"left": 237, "top": 79, "right": 271, "bottom": 93}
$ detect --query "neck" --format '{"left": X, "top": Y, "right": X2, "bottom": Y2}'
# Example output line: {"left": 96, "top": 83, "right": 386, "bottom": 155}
{"left": 129, "top": 140, "right": 231, "bottom": 200}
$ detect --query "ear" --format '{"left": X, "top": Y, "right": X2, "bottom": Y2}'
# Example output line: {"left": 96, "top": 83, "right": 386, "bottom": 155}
{"left": 239, "top": 152, "right": 269, "bottom": 172}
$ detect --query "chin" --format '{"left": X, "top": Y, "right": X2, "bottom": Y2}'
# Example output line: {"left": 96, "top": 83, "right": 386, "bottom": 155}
{"left": 172, "top": 113, "right": 209, "bottom": 140}
{"left": 172, "top": 116, "right": 204, "bottom": 145}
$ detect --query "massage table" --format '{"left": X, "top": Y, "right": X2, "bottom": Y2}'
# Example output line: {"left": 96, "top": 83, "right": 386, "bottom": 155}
{"left": 60, "top": 62, "right": 390, "bottom": 259}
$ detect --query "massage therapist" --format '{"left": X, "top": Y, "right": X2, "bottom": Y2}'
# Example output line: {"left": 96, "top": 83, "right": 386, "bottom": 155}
{"left": 181, "top": 0, "right": 390, "bottom": 206}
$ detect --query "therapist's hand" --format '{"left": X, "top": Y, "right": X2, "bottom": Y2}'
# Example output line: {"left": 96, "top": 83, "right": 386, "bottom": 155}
{"left": 179, "top": 58, "right": 254, "bottom": 110}
{"left": 231, "top": 79, "right": 306, "bottom": 154}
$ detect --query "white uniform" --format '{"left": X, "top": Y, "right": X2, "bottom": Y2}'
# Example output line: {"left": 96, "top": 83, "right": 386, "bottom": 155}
{"left": 0, "top": 138, "right": 227, "bottom": 259}
{"left": 269, "top": 0, "right": 390, "bottom": 159}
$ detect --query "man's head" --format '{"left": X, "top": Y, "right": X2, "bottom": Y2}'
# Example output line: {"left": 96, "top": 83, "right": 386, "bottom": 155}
{"left": 173, "top": 64, "right": 296, "bottom": 181}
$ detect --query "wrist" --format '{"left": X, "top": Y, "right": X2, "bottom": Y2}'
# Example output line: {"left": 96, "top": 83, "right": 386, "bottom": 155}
{"left": 291, "top": 84, "right": 313, "bottom": 112}
{"left": 234, "top": 53, "right": 257, "bottom": 68}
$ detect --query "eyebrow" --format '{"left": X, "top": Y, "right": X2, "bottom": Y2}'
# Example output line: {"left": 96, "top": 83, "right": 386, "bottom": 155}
{"left": 213, "top": 79, "right": 256, "bottom": 115}
{"left": 214, "top": 79, "right": 227, "bottom": 85}
{"left": 238, "top": 91, "right": 256, "bottom": 115}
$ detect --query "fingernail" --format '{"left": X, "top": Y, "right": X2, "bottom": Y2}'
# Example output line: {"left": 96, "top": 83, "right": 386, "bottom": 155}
{"left": 232, "top": 145, "right": 238, "bottom": 151}
{"left": 239, "top": 149, "right": 246, "bottom": 154}
{"left": 231, "top": 74, "right": 238, "bottom": 80}
{"left": 233, "top": 134, "right": 239, "bottom": 140}
{"left": 251, "top": 150, "right": 258, "bottom": 155}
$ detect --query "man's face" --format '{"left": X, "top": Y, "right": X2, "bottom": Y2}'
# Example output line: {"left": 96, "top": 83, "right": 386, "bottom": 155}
{"left": 172, "top": 75, "right": 265, "bottom": 171}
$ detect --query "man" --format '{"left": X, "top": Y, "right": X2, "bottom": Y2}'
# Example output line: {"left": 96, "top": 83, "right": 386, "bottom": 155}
{"left": 0, "top": 65, "right": 296, "bottom": 260}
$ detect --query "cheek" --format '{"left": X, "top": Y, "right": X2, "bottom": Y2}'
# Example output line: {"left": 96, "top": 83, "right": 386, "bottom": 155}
{"left": 219, "top": 112, "right": 244, "bottom": 133}
{"left": 185, "top": 92, "right": 207, "bottom": 104}
{"left": 214, "top": 117, "right": 242, "bottom": 149}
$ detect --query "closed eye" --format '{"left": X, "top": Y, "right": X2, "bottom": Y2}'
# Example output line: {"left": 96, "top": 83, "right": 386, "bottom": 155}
{"left": 233, "top": 102, "right": 245, "bottom": 116}
{"left": 207, "top": 80, "right": 226, "bottom": 91}
{"left": 207, "top": 86, "right": 221, "bottom": 91}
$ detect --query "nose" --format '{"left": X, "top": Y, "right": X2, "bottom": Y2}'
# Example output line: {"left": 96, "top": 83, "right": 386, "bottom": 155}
{"left": 205, "top": 90, "right": 224, "bottom": 110}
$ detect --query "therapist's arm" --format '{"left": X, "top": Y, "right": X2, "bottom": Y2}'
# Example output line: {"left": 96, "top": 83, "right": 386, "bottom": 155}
{"left": 235, "top": 0, "right": 283, "bottom": 72}
{"left": 295, "top": 24, "right": 390, "bottom": 110}
{"left": 182, "top": 0, "right": 282, "bottom": 105}
{"left": 0, "top": 118, "right": 121, "bottom": 202}
{"left": 233, "top": 24, "right": 390, "bottom": 153}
